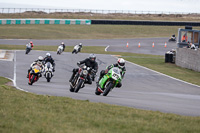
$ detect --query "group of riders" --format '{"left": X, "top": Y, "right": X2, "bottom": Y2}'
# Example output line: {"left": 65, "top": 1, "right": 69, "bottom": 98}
{"left": 26, "top": 41, "right": 126, "bottom": 90}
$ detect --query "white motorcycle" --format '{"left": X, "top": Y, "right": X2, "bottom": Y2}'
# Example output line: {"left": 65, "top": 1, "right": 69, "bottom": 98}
{"left": 44, "top": 62, "right": 54, "bottom": 82}
{"left": 72, "top": 45, "right": 81, "bottom": 54}
{"left": 57, "top": 45, "right": 64, "bottom": 55}
{"left": 25, "top": 44, "right": 32, "bottom": 54}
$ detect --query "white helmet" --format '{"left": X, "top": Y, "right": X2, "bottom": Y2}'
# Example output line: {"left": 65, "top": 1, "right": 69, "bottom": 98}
{"left": 38, "top": 56, "right": 44, "bottom": 61}
{"left": 61, "top": 42, "right": 64, "bottom": 44}
{"left": 117, "top": 58, "right": 125, "bottom": 68}
{"left": 46, "top": 53, "right": 51, "bottom": 57}
{"left": 79, "top": 43, "right": 82, "bottom": 46}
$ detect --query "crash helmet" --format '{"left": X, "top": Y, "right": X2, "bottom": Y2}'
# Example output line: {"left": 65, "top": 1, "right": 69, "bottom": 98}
{"left": 38, "top": 56, "right": 44, "bottom": 61}
{"left": 37, "top": 56, "right": 44, "bottom": 66}
{"left": 117, "top": 58, "right": 125, "bottom": 68}
{"left": 79, "top": 43, "right": 82, "bottom": 46}
{"left": 46, "top": 53, "right": 51, "bottom": 57}
{"left": 61, "top": 42, "right": 64, "bottom": 45}
{"left": 89, "top": 53, "right": 96, "bottom": 62}
{"left": 30, "top": 41, "right": 33, "bottom": 44}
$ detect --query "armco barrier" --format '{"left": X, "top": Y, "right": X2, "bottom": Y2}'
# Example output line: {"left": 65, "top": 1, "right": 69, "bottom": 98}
{"left": 91, "top": 20, "right": 200, "bottom": 26}
{"left": 0, "top": 19, "right": 91, "bottom": 25}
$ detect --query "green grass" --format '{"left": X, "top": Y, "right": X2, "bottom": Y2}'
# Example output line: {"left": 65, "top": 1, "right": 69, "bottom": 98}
{"left": 1, "top": 44, "right": 200, "bottom": 86}
{"left": 1, "top": 76, "right": 200, "bottom": 133}
{"left": 1, "top": 12, "right": 200, "bottom": 22}
{"left": 1, "top": 25, "right": 200, "bottom": 39}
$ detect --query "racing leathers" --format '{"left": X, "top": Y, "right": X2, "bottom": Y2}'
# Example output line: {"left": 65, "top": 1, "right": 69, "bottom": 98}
{"left": 61, "top": 44, "right": 65, "bottom": 51}
{"left": 27, "top": 60, "right": 45, "bottom": 78}
{"left": 69, "top": 58, "right": 98, "bottom": 84}
{"left": 99, "top": 63, "right": 126, "bottom": 88}
{"left": 44, "top": 56, "right": 55, "bottom": 72}
{"left": 26, "top": 43, "right": 33, "bottom": 49}
{"left": 72, "top": 44, "right": 82, "bottom": 54}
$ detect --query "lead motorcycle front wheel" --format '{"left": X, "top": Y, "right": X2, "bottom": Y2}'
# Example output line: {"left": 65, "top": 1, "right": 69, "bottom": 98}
{"left": 103, "top": 82, "right": 114, "bottom": 96}
{"left": 29, "top": 75, "right": 36, "bottom": 85}
{"left": 74, "top": 79, "right": 84, "bottom": 93}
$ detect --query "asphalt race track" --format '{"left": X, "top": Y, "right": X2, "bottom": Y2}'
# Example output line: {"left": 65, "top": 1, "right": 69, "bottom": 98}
{"left": 0, "top": 37, "right": 177, "bottom": 55}
{"left": 1, "top": 38, "right": 200, "bottom": 116}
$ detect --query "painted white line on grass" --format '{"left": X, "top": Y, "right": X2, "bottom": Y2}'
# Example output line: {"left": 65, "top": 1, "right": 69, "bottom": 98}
{"left": 13, "top": 51, "right": 28, "bottom": 92}
{"left": 105, "top": 45, "right": 109, "bottom": 52}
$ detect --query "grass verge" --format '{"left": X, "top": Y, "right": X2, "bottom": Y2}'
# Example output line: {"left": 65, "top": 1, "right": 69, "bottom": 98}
{"left": 1, "top": 25, "right": 200, "bottom": 39}
{"left": 1, "top": 76, "right": 200, "bottom": 133}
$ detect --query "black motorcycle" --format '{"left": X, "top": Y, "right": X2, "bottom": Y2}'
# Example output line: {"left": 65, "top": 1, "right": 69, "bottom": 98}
{"left": 69, "top": 64, "right": 93, "bottom": 93}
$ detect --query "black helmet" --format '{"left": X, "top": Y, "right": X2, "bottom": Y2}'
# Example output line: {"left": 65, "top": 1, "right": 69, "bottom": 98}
{"left": 89, "top": 54, "right": 96, "bottom": 62}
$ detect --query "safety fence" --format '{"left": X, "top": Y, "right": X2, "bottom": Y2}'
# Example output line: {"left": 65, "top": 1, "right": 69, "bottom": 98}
{"left": 0, "top": 19, "right": 91, "bottom": 25}
{"left": 0, "top": 8, "right": 199, "bottom": 15}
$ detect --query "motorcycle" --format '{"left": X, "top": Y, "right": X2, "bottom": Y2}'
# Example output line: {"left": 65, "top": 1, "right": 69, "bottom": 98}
{"left": 72, "top": 45, "right": 81, "bottom": 54}
{"left": 25, "top": 44, "right": 32, "bottom": 54}
{"left": 57, "top": 45, "right": 64, "bottom": 55}
{"left": 44, "top": 62, "right": 54, "bottom": 82}
{"left": 168, "top": 37, "right": 176, "bottom": 42}
{"left": 69, "top": 64, "right": 92, "bottom": 93}
{"left": 28, "top": 64, "right": 42, "bottom": 85}
{"left": 95, "top": 67, "right": 122, "bottom": 96}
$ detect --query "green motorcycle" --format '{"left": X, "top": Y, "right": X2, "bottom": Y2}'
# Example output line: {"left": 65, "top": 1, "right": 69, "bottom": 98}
{"left": 95, "top": 67, "right": 122, "bottom": 96}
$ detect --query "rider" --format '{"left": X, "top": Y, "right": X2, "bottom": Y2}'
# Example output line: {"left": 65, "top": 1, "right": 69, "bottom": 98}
{"left": 27, "top": 56, "right": 44, "bottom": 78}
{"left": 26, "top": 41, "right": 34, "bottom": 49}
{"left": 98, "top": 58, "right": 126, "bottom": 88}
{"left": 78, "top": 43, "right": 82, "bottom": 52}
{"left": 44, "top": 53, "right": 55, "bottom": 72}
{"left": 60, "top": 42, "right": 65, "bottom": 51}
{"left": 69, "top": 53, "right": 98, "bottom": 84}
{"left": 72, "top": 43, "right": 82, "bottom": 54}
{"left": 171, "top": 34, "right": 176, "bottom": 40}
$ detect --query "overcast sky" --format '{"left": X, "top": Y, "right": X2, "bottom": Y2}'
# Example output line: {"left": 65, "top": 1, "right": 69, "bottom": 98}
{"left": 0, "top": 0, "right": 200, "bottom": 13}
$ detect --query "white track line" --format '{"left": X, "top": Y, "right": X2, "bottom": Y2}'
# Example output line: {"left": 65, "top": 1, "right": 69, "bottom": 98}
{"left": 105, "top": 45, "right": 110, "bottom": 51}
{"left": 13, "top": 51, "right": 28, "bottom": 92}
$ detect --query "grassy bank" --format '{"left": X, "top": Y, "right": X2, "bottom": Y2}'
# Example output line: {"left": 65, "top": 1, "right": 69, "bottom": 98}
{"left": 2, "top": 25, "right": 200, "bottom": 39}
{"left": 1, "top": 12, "right": 200, "bottom": 22}
{"left": 1, "top": 44, "right": 200, "bottom": 86}
{"left": 1, "top": 76, "right": 200, "bottom": 133}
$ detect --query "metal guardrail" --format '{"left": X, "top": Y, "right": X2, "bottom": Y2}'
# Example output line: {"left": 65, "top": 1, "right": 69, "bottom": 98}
{"left": 0, "top": 8, "right": 199, "bottom": 15}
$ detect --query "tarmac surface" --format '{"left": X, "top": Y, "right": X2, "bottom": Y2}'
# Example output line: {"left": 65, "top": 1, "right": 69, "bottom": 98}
{"left": 1, "top": 38, "right": 200, "bottom": 116}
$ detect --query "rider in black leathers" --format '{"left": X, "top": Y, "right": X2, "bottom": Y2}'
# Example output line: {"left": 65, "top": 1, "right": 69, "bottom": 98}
{"left": 44, "top": 53, "right": 55, "bottom": 72}
{"left": 69, "top": 54, "right": 98, "bottom": 84}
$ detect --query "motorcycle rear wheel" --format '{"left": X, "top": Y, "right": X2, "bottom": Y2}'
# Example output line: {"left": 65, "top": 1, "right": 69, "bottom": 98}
{"left": 95, "top": 87, "right": 101, "bottom": 95}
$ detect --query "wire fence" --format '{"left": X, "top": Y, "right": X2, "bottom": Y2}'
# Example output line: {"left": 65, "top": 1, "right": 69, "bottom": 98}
{"left": 0, "top": 8, "right": 199, "bottom": 15}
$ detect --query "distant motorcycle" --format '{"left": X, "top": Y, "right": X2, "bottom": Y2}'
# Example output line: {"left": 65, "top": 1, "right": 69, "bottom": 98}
{"left": 168, "top": 37, "right": 176, "bottom": 42}
{"left": 72, "top": 45, "right": 81, "bottom": 54}
{"left": 28, "top": 64, "right": 42, "bottom": 85}
{"left": 25, "top": 44, "right": 32, "bottom": 54}
{"left": 57, "top": 45, "right": 64, "bottom": 55}
{"left": 69, "top": 64, "right": 92, "bottom": 93}
{"left": 95, "top": 67, "right": 122, "bottom": 96}
{"left": 44, "top": 62, "right": 54, "bottom": 82}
